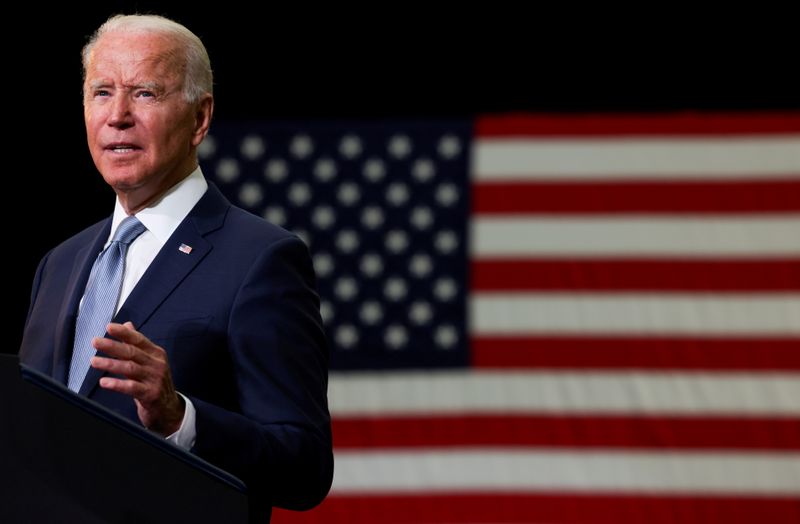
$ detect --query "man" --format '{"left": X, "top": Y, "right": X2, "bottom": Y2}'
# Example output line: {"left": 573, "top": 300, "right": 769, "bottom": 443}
{"left": 18, "top": 14, "right": 333, "bottom": 519}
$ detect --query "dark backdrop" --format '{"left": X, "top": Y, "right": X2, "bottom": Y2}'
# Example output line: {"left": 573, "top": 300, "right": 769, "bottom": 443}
{"left": 7, "top": 3, "right": 799, "bottom": 352}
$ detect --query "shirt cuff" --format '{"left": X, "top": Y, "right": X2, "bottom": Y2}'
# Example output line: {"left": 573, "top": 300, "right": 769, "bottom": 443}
{"left": 165, "top": 392, "right": 197, "bottom": 450}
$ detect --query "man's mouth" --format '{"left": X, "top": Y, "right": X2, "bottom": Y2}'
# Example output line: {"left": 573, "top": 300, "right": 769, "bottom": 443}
{"left": 106, "top": 143, "right": 142, "bottom": 154}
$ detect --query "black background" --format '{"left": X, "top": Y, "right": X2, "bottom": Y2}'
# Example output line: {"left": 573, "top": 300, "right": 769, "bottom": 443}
{"left": 7, "top": 3, "right": 799, "bottom": 352}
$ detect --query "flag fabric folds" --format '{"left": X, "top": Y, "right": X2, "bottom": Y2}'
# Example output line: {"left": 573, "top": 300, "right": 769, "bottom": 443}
{"left": 200, "top": 113, "right": 800, "bottom": 523}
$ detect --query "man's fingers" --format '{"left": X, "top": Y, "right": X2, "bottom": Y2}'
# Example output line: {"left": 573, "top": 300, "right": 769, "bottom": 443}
{"left": 99, "top": 376, "right": 166, "bottom": 406}
{"left": 92, "top": 336, "right": 145, "bottom": 362}
{"left": 105, "top": 322, "right": 150, "bottom": 347}
{"left": 92, "top": 321, "right": 180, "bottom": 433}
{"left": 98, "top": 376, "right": 148, "bottom": 398}
{"left": 97, "top": 323, "right": 164, "bottom": 359}
{"left": 91, "top": 355, "right": 144, "bottom": 379}
{"left": 95, "top": 358, "right": 167, "bottom": 406}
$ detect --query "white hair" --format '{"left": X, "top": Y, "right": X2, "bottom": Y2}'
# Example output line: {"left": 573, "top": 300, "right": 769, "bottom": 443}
{"left": 82, "top": 14, "right": 213, "bottom": 103}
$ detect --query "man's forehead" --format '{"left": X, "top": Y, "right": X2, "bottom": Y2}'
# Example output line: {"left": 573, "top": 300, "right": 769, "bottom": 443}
{"left": 87, "top": 49, "right": 182, "bottom": 85}
{"left": 89, "top": 32, "right": 182, "bottom": 69}
{"left": 96, "top": 29, "right": 178, "bottom": 50}
{"left": 85, "top": 63, "right": 178, "bottom": 88}
{"left": 86, "top": 77, "right": 164, "bottom": 90}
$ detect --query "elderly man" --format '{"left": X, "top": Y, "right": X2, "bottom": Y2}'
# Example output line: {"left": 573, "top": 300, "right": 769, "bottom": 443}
{"left": 19, "top": 14, "right": 332, "bottom": 519}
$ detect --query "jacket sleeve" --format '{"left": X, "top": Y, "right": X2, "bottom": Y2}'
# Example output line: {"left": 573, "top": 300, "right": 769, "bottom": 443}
{"left": 24, "top": 250, "right": 52, "bottom": 329}
{"left": 188, "top": 235, "right": 333, "bottom": 511}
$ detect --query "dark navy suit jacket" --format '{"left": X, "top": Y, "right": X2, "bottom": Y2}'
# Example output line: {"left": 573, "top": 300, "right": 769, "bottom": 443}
{"left": 19, "top": 183, "right": 333, "bottom": 517}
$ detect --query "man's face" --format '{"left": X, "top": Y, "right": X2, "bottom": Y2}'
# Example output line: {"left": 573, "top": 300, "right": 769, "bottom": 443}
{"left": 83, "top": 31, "right": 207, "bottom": 197}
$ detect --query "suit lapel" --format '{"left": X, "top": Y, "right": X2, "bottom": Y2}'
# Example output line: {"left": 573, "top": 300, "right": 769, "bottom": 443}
{"left": 80, "top": 184, "right": 229, "bottom": 397}
{"left": 53, "top": 220, "right": 111, "bottom": 385}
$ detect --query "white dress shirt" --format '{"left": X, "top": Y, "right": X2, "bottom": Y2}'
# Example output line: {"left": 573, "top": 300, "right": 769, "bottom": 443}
{"left": 103, "top": 167, "right": 207, "bottom": 450}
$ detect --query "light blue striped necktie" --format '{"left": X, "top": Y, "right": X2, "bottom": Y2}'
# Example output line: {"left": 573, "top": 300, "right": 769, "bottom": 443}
{"left": 67, "top": 216, "right": 147, "bottom": 392}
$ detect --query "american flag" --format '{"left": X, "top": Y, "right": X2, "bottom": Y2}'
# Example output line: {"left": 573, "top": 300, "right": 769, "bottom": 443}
{"left": 200, "top": 113, "right": 800, "bottom": 523}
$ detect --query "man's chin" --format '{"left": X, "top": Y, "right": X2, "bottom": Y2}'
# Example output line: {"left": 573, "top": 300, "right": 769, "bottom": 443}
{"left": 101, "top": 172, "right": 147, "bottom": 192}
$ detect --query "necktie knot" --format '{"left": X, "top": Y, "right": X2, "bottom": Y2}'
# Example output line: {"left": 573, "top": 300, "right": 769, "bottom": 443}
{"left": 113, "top": 216, "right": 147, "bottom": 245}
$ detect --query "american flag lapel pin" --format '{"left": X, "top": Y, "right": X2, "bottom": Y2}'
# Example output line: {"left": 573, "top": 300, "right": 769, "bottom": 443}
{"left": 178, "top": 243, "right": 193, "bottom": 254}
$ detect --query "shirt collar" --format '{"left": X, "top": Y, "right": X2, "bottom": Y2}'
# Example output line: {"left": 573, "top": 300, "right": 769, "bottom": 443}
{"left": 109, "top": 167, "right": 208, "bottom": 244}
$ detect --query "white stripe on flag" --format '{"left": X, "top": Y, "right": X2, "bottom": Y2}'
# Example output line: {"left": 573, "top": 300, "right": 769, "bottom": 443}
{"left": 472, "top": 216, "right": 800, "bottom": 258}
{"left": 471, "top": 294, "right": 800, "bottom": 335}
{"left": 332, "top": 450, "right": 800, "bottom": 494}
{"left": 474, "top": 137, "right": 800, "bottom": 180}
{"left": 328, "top": 372, "right": 800, "bottom": 415}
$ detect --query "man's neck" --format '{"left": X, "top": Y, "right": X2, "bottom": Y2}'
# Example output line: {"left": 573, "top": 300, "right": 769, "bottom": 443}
{"left": 115, "top": 166, "right": 198, "bottom": 215}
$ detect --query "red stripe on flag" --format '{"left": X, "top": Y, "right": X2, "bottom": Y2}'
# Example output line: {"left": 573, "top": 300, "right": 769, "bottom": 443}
{"left": 273, "top": 493, "right": 800, "bottom": 524}
{"left": 472, "top": 336, "right": 800, "bottom": 370}
{"left": 475, "top": 113, "right": 800, "bottom": 137}
{"left": 332, "top": 415, "right": 800, "bottom": 450}
{"left": 473, "top": 180, "right": 800, "bottom": 214}
{"left": 472, "top": 259, "right": 800, "bottom": 291}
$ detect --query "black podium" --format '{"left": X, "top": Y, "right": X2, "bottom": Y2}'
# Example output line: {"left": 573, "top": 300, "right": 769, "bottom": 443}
{"left": 0, "top": 354, "right": 249, "bottom": 523}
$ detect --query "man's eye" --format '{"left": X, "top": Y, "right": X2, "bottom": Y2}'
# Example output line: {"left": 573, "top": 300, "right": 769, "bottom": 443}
{"left": 95, "top": 90, "right": 110, "bottom": 97}
{"left": 137, "top": 91, "right": 155, "bottom": 98}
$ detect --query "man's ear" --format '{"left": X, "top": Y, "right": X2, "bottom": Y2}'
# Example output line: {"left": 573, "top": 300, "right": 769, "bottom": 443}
{"left": 192, "top": 94, "right": 214, "bottom": 147}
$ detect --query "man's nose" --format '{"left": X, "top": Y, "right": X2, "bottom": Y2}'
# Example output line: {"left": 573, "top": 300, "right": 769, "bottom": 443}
{"left": 107, "top": 94, "right": 134, "bottom": 129}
